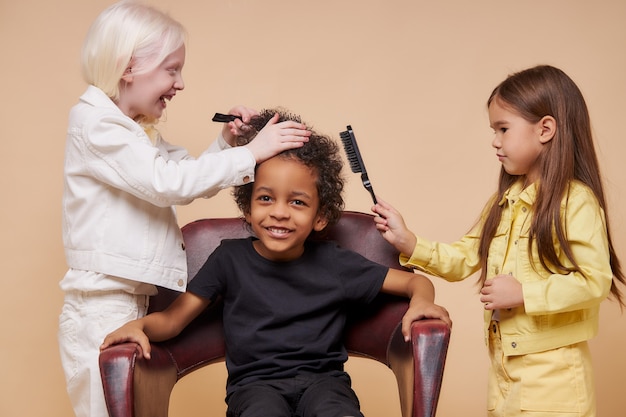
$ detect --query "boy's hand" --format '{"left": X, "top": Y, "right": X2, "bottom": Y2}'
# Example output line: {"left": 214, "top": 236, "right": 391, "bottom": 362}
{"left": 401, "top": 299, "right": 452, "bottom": 342}
{"left": 100, "top": 321, "right": 152, "bottom": 360}
{"left": 244, "top": 113, "right": 311, "bottom": 163}
{"left": 372, "top": 198, "right": 417, "bottom": 256}
{"left": 221, "top": 105, "right": 259, "bottom": 146}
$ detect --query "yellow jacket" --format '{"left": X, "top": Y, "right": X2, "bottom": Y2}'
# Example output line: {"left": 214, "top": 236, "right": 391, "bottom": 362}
{"left": 401, "top": 180, "right": 613, "bottom": 356}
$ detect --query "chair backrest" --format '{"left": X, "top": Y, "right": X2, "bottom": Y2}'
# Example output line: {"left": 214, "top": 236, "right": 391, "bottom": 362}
{"left": 183, "top": 210, "right": 408, "bottom": 280}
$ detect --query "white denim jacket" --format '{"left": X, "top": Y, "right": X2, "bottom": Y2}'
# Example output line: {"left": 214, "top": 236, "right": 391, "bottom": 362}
{"left": 61, "top": 86, "right": 255, "bottom": 293}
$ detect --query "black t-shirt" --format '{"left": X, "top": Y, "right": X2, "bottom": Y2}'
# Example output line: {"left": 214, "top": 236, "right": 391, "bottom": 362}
{"left": 187, "top": 237, "right": 388, "bottom": 394}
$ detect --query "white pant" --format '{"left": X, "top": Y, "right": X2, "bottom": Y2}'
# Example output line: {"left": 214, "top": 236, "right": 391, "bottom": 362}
{"left": 58, "top": 291, "right": 149, "bottom": 417}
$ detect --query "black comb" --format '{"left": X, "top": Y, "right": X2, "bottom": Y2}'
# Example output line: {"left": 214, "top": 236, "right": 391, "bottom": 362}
{"left": 339, "top": 125, "right": 377, "bottom": 204}
{"left": 211, "top": 112, "right": 243, "bottom": 123}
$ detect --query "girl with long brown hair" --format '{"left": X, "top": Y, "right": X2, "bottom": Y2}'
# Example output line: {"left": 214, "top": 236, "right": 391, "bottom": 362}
{"left": 373, "top": 65, "right": 624, "bottom": 417}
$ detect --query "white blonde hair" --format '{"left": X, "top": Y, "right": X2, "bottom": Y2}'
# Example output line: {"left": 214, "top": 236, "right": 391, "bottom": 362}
{"left": 81, "top": 0, "right": 187, "bottom": 102}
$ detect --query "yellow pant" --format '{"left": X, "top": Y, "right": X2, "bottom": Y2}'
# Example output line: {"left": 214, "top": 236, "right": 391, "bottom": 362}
{"left": 487, "top": 321, "right": 595, "bottom": 417}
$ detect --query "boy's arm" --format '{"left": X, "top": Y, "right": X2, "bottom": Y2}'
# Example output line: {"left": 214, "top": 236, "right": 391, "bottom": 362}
{"left": 380, "top": 269, "right": 452, "bottom": 341}
{"left": 100, "top": 292, "right": 211, "bottom": 359}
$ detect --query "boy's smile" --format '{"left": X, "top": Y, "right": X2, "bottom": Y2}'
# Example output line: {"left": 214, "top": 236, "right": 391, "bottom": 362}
{"left": 246, "top": 156, "right": 328, "bottom": 262}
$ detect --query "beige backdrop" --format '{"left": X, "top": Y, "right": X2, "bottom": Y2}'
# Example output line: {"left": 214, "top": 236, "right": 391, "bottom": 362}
{"left": 1, "top": 0, "right": 625, "bottom": 416}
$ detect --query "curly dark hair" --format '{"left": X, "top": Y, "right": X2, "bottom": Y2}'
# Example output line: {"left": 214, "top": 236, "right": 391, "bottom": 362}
{"left": 232, "top": 108, "right": 345, "bottom": 227}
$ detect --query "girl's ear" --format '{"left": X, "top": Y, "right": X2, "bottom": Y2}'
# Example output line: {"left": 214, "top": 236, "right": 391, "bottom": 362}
{"left": 121, "top": 58, "right": 135, "bottom": 82}
{"left": 121, "top": 67, "right": 133, "bottom": 83}
{"left": 539, "top": 115, "right": 556, "bottom": 143}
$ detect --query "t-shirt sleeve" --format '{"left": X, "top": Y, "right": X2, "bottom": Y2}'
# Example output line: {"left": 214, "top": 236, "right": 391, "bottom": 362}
{"left": 328, "top": 244, "right": 389, "bottom": 304}
{"left": 186, "top": 243, "right": 228, "bottom": 302}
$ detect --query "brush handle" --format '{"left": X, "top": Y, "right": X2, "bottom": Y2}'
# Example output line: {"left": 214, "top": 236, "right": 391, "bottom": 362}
{"left": 361, "top": 173, "right": 378, "bottom": 205}
{"left": 211, "top": 113, "right": 243, "bottom": 123}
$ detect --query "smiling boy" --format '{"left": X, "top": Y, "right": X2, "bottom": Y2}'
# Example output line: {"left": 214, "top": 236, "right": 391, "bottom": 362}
{"left": 101, "top": 109, "right": 451, "bottom": 417}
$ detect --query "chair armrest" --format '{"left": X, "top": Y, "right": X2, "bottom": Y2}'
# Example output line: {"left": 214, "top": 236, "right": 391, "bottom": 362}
{"left": 388, "top": 319, "right": 450, "bottom": 417}
{"left": 99, "top": 304, "right": 226, "bottom": 417}
{"left": 99, "top": 342, "right": 177, "bottom": 417}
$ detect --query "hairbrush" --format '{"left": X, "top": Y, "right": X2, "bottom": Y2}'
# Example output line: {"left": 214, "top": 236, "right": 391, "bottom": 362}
{"left": 211, "top": 112, "right": 243, "bottom": 123}
{"left": 339, "top": 125, "right": 377, "bottom": 204}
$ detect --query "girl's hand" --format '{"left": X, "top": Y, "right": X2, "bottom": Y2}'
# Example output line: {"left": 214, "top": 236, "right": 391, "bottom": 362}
{"left": 100, "top": 321, "right": 152, "bottom": 360}
{"left": 372, "top": 198, "right": 417, "bottom": 256}
{"left": 221, "top": 105, "right": 259, "bottom": 146}
{"left": 244, "top": 113, "right": 311, "bottom": 163}
{"left": 480, "top": 274, "right": 524, "bottom": 310}
{"left": 401, "top": 299, "right": 452, "bottom": 342}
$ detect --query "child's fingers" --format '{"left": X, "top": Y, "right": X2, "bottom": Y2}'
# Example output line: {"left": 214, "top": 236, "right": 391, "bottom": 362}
{"left": 375, "top": 197, "right": 391, "bottom": 209}
{"left": 228, "top": 120, "right": 253, "bottom": 137}
{"left": 373, "top": 202, "right": 396, "bottom": 220}
{"left": 401, "top": 306, "right": 453, "bottom": 341}
{"left": 100, "top": 332, "right": 126, "bottom": 351}
{"left": 275, "top": 124, "right": 311, "bottom": 140}
{"left": 136, "top": 340, "right": 152, "bottom": 360}
{"left": 100, "top": 329, "right": 152, "bottom": 359}
{"left": 401, "top": 317, "right": 415, "bottom": 342}
{"left": 228, "top": 105, "right": 259, "bottom": 123}
{"left": 261, "top": 112, "right": 280, "bottom": 127}
{"left": 373, "top": 215, "right": 388, "bottom": 227}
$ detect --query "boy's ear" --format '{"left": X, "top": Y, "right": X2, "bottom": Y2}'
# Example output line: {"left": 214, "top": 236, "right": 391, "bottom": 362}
{"left": 313, "top": 214, "right": 329, "bottom": 232}
{"left": 539, "top": 115, "right": 556, "bottom": 144}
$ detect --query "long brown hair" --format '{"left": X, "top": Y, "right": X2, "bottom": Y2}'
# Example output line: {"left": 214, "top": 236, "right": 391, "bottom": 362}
{"left": 478, "top": 65, "right": 624, "bottom": 306}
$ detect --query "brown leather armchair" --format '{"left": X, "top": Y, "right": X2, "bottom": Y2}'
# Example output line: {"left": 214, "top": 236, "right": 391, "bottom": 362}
{"left": 99, "top": 211, "right": 450, "bottom": 417}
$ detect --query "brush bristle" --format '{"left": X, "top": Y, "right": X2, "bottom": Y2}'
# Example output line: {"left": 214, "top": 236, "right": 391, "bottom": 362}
{"left": 339, "top": 125, "right": 378, "bottom": 205}
{"left": 339, "top": 128, "right": 365, "bottom": 174}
